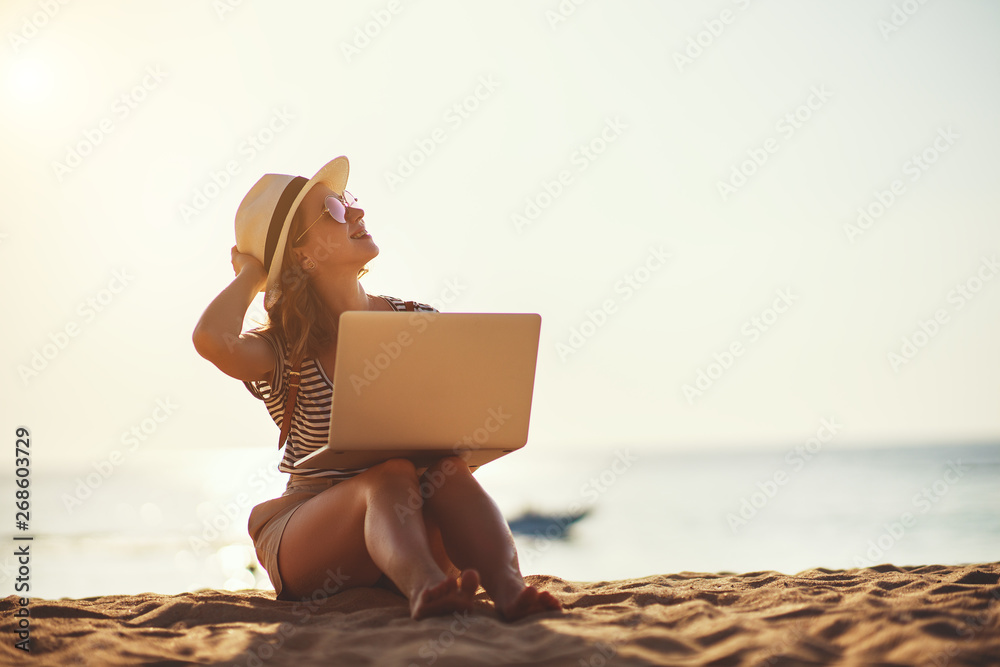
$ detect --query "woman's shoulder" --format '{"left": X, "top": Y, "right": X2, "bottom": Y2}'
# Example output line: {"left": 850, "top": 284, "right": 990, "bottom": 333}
{"left": 241, "top": 325, "right": 288, "bottom": 398}
{"left": 377, "top": 295, "right": 439, "bottom": 313}
{"left": 244, "top": 325, "right": 285, "bottom": 346}
{"left": 243, "top": 326, "right": 290, "bottom": 365}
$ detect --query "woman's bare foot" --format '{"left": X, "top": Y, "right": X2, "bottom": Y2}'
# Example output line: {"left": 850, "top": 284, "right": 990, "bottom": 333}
{"left": 410, "top": 569, "right": 481, "bottom": 620}
{"left": 497, "top": 584, "right": 563, "bottom": 621}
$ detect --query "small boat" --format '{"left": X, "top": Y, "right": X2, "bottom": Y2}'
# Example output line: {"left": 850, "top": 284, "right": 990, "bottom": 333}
{"left": 506, "top": 508, "right": 590, "bottom": 539}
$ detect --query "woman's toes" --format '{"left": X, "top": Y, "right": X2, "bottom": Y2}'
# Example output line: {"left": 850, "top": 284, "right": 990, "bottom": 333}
{"left": 410, "top": 571, "right": 480, "bottom": 620}
{"left": 500, "top": 585, "right": 563, "bottom": 621}
{"left": 459, "top": 569, "right": 480, "bottom": 597}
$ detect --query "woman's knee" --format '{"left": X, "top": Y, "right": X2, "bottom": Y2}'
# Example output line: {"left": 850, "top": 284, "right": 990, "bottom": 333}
{"left": 359, "top": 457, "right": 471, "bottom": 500}
{"left": 421, "top": 456, "right": 473, "bottom": 496}
{"left": 367, "top": 457, "right": 419, "bottom": 481}
{"left": 432, "top": 455, "right": 472, "bottom": 477}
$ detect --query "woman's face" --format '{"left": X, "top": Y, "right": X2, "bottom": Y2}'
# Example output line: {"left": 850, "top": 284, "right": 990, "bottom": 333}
{"left": 292, "top": 184, "right": 378, "bottom": 273}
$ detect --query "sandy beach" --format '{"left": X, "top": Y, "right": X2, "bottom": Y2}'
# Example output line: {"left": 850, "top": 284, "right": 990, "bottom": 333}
{"left": 3, "top": 562, "right": 998, "bottom": 666}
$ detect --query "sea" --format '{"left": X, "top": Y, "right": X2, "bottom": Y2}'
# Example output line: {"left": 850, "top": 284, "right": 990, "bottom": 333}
{"left": 6, "top": 442, "right": 999, "bottom": 600}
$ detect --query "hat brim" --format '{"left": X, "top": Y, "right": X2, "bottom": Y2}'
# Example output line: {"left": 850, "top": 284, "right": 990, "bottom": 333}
{"left": 264, "top": 156, "right": 350, "bottom": 309}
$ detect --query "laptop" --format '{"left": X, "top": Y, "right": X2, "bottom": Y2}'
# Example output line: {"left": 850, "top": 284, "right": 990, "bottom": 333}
{"left": 294, "top": 311, "right": 541, "bottom": 471}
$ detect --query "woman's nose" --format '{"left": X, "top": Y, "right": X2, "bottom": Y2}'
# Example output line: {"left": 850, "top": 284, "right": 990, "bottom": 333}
{"left": 346, "top": 205, "right": 364, "bottom": 222}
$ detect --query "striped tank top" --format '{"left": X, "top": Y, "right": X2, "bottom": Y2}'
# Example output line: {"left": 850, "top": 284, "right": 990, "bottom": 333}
{"left": 244, "top": 295, "right": 438, "bottom": 481}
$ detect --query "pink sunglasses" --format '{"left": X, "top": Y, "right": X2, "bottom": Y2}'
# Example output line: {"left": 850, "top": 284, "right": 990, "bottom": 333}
{"left": 295, "top": 191, "right": 357, "bottom": 243}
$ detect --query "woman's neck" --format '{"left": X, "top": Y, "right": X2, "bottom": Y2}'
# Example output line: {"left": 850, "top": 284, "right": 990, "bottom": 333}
{"left": 310, "top": 271, "right": 372, "bottom": 321}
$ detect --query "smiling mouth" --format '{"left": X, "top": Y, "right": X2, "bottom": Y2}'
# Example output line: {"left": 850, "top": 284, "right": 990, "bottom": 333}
{"left": 350, "top": 228, "right": 369, "bottom": 239}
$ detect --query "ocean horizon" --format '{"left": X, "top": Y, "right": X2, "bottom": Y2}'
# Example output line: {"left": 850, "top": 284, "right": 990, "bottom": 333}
{"left": 6, "top": 440, "right": 999, "bottom": 600}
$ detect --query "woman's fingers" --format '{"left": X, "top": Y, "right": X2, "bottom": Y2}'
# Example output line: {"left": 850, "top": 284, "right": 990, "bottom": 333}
{"left": 230, "top": 246, "right": 267, "bottom": 286}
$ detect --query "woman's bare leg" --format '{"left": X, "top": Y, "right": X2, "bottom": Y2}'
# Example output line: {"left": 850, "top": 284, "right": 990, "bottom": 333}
{"left": 418, "top": 456, "right": 563, "bottom": 620}
{"left": 277, "top": 458, "right": 478, "bottom": 619}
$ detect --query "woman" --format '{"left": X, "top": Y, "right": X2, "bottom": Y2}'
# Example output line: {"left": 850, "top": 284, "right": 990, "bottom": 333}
{"left": 192, "top": 156, "right": 562, "bottom": 621}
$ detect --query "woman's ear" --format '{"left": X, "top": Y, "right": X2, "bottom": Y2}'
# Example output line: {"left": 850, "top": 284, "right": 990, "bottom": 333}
{"left": 292, "top": 247, "right": 317, "bottom": 272}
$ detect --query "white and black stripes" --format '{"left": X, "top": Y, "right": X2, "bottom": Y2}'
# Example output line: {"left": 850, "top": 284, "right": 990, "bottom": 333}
{"left": 244, "top": 295, "right": 437, "bottom": 481}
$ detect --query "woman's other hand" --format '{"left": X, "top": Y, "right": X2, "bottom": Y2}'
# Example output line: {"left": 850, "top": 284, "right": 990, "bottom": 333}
{"left": 231, "top": 245, "right": 267, "bottom": 292}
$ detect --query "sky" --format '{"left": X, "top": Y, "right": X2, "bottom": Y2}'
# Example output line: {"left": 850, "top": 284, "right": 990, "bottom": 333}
{"left": 2, "top": 0, "right": 999, "bottom": 474}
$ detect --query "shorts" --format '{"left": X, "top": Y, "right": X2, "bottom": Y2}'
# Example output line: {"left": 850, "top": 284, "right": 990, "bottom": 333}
{"left": 248, "top": 476, "right": 339, "bottom": 600}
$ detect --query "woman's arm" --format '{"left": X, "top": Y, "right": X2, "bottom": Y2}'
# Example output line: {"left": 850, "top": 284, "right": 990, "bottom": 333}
{"left": 192, "top": 247, "right": 275, "bottom": 383}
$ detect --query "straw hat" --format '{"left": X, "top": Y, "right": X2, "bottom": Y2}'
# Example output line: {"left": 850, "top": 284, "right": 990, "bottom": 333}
{"left": 235, "top": 156, "right": 350, "bottom": 309}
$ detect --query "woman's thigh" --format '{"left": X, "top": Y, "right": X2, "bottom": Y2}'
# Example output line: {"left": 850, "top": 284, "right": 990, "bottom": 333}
{"left": 277, "top": 466, "right": 462, "bottom": 599}
{"left": 276, "top": 476, "right": 383, "bottom": 599}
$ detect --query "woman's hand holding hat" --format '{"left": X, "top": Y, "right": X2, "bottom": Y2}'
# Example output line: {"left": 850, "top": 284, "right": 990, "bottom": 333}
{"left": 231, "top": 245, "right": 267, "bottom": 292}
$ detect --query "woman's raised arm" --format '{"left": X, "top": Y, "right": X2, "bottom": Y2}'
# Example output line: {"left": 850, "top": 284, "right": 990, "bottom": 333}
{"left": 192, "top": 246, "right": 275, "bottom": 383}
